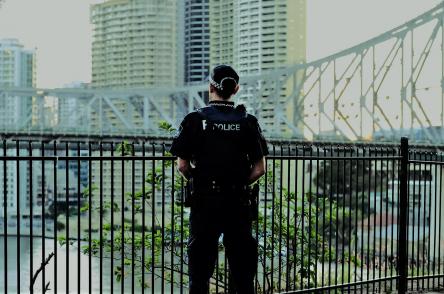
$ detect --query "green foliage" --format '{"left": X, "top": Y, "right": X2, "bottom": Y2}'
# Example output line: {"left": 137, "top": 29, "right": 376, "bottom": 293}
{"left": 253, "top": 162, "right": 362, "bottom": 291}
{"left": 59, "top": 149, "right": 364, "bottom": 292}
{"left": 255, "top": 186, "right": 336, "bottom": 290}
{"left": 158, "top": 121, "right": 176, "bottom": 133}
{"left": 57, "top": 235, "right": 66, "bottom": 246}
{"left": 313, "top": 159, "right": 374, "bottom": 248}
{"left": 64, "top": 157, "right": 189, "bottom": 290}
{"left": 82, "top": 184, "right": 98, "bottom": 198}
{"left": 115, "top": 141, "right": 133, "bottom": 156}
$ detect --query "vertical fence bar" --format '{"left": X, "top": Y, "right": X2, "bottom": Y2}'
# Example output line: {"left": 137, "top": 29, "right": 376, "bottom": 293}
{"left": 360, "top": 148, "right": 366, "bottom": 285}
{"left": 131, "top": 143, "right": 135, "bottom": 293}
{"left": 424, "top": 152, "right": 429, "bottom": 289}
{"left": 341, "top": 146, "right": 346, "bottom": 287}
{"left": 151, "top": 143, "right": 155, "bottom": 294}
{"left": 88, "top": 142, "right": 92, "bottom": 293}
{"left": 110, "top": 142, "right": 115, "bottom": 294}
{"left": 315, "top": 146, "right": 320, "bottom": 290}
{"left": 321, "top": 147, "right": 327, "bottom": 288}
{"left": 65, "top": 142, "right": 70, "bottom": 293}
{"left": 378, "top": 147, "right": 383, "bottom": 291}
{"left": 263, "top": 156, "right": 268, "bottom": 291}
{"left": 29, "top": 141, "right": 33, "bottom": 294}
{"left": 328, "top": 145, "right": 333, "bottom": 287}
{"left": 384, "top": 147, "right": 389, "bottom": 293}
{"left": 439, "top": 152, "right": 443, "bottom": 291}
{"left": 16, "top": 140, "right": 20, "bottom": 292}
{"left": 432, "top": 151, "right": 438, "bottom": 290}
{"left": 99, "top": 142, "right": 103, "bottom": 293}
{"left": 180, "top": 176, "right": 184, "bottom": 294}
{"left": 307, "top": 146, "right": 312, "bottom": 289}
{"left": 77, "top": 142, "right": 81, "bottom": 294}
{"left": 372, "top": 149, "right": 377, "bottom": 286}
{"left": 3, "top": 140, "right": 7, "bottom": 294}
{"left": 161, "top": 144, "right": 165, "bottom": 293}
{"left": 278, "top": 145, "right": 283, "bottom": 291}
{"left": 41, "top": 142, "right": 46, "bottom": 292}
{"left": 398, "top": 137, "right": 409, "bottom": 294}
{"left": 170, "top": 152, "right": 175, "bottom": 293}
{"left": 121, "top": 142, "right": 125, "bottom": 294}
{"left": 335, "top": 147, "right": 339, "bottom": 287}
{"left": 347, "top": 147, "right": 352, "bottom": 292}
{"left": 141, "top": 142, "right": 145, "bottom": 293}
{"left": 53, "top": 141, "right": 58, "bottom": 294}
{"left": 271, "top": 145, "right": 276, "bottom": 291}
{"left": 301, "top": 145, "right": 305, "bottom": 291}
{"left": 367, "top": 149, "right": 371, "bottom": 284}
{"left": 354, "top": 148, "right": 359, "bottom": 290}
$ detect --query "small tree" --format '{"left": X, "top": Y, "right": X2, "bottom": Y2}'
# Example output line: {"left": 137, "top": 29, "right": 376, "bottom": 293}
{"left": 56, "top": 124, "right": 356, "bottom": 292}
{"left": 255, "top": 164, "right": 342, "bottom": 292}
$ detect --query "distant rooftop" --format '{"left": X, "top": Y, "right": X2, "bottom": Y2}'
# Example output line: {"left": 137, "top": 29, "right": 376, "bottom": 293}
{"left": 0, "top": 38, "right": 22, "bottom": 47}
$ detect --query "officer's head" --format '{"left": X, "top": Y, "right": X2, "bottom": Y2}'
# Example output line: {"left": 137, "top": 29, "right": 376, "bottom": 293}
{"left": 209, "top": 65, "right": 240, "bottom": 100}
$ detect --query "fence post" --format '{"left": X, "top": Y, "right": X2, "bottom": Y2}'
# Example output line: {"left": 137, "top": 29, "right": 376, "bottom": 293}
{"left": 398, "top": 137, "right": 409, "bottom": 294}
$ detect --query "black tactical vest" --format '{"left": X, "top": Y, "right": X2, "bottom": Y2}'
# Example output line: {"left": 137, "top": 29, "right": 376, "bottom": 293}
{"left": 193, "top": 104, "right": 251, "bottom": 185}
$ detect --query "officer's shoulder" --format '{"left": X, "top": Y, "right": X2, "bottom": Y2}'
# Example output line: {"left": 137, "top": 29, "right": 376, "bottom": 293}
{"left": 235, "top": 103, "right": 246, "bottom": 113}
{"left": 235, "top": 103, "right": 253, "bottom": 119}
{"left": 245, "top": 112, "right": 259, "bottom": 123}
{"left": 184, "top": 110, "right": 202, "bottom": 120}
{"left": 195, "top": 105, "right": 212, "bottom": 113}
{"left": 182, "top": 110, "right": 203, "bottom": 125}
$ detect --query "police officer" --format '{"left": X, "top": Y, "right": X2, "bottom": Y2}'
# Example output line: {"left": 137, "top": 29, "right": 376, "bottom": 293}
{"left": 170, "top": 65, "right": 268, "bottom": 294}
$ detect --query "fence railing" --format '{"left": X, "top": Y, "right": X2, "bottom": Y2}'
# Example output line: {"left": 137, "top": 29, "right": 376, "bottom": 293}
{"left": 0, "top": 138, "right": 443, "bottom": 293}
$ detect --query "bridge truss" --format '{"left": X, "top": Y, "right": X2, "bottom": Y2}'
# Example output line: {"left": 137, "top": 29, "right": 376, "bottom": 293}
{"left": 1, "top": 3, "right": 444, "bottom": 143}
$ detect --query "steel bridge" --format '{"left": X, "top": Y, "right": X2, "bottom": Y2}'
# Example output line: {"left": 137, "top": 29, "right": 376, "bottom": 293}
{"left": 2, "top": 3, "right": 444, "bottom": 143}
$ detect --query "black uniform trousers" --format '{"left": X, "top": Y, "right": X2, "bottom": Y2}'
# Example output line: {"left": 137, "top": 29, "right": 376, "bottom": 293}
{"left": 188, "top": 195, "right": 258, "bottom": 294}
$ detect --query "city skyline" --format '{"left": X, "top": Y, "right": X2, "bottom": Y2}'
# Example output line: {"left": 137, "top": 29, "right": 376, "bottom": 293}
{"left": 0, "top": 0, "right": 440, "bottom": 88}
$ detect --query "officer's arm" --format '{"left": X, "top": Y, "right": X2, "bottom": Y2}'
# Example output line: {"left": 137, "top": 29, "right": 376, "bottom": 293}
{"left": 177, "top": 157, "right": 193, "bottom": 180}
{"left": 248, "top": 156, "right": 266, "bottom": 184}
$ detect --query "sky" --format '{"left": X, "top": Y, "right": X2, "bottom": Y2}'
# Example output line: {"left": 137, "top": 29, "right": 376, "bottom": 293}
{"left": 0, "top": 0, "right": 442, "bottom": 88}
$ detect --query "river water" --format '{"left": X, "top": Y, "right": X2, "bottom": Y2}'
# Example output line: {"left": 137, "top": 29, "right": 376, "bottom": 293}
{"left": 0, "top": 236, "right": 181, "bottom": 293}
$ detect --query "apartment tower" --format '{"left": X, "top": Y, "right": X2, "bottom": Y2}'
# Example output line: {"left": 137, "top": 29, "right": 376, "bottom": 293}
{"left": 0, "top": 38, "right": 36, "bottom": 220}
{"left": 209, "top": 0, "right": 306, "bottom": 135}
{"left": 91, "top": 0, "right": 181, "bottom": 88}
{"left": 184, "top": 0, "right": 210, "bottom": 84}
{"left": 90, "top": 0, "right": 182, "bottom": 205}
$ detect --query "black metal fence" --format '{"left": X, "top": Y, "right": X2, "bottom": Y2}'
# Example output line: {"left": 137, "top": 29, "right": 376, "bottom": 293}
{"left": 0, "top": 138, "right": 443, "bottom": 293}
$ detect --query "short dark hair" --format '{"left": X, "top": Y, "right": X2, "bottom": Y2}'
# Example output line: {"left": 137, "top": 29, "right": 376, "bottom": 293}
{"left": 209, "top": 65, "right": 239, "bottom": 100}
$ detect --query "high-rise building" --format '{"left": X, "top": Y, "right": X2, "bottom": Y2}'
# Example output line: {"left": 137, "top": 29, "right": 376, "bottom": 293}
{"left": 0, "top": 39, "right": 36, "bottom": 221}
{"left": 184, "top": 0, "right": 210, "bottom": 84}
{"left": 0, "top": 38, "right": 35, "bottom": 129}
{"left": 233, "top": 0, "right": 306, "bottom": 75}
{"left": 209, "top": 0, "right": 306, "bottom": 135}
{"left": 90, "top": 0, "right": 184, "bottom": 201}
{"left": 209, "top": 0, "right": 234, "bottom": 68}
{"left": 210, "top": 0, "right": 306, "bottom": 72}
{"left": 91, "top": 0, "right": 181, "bottom": 88}
{"left": 90, "top": 0, "right": 183, "bottom": 132}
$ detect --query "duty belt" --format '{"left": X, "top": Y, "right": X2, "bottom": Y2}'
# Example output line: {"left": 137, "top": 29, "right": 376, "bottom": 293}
{"left": 195, "top": 179, "right": 248, "bottom": 195}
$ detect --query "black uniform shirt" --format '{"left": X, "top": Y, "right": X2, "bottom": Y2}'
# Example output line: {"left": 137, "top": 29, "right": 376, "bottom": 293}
{"left": 170, "top": 100, "right": 268, "bottom": 182}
